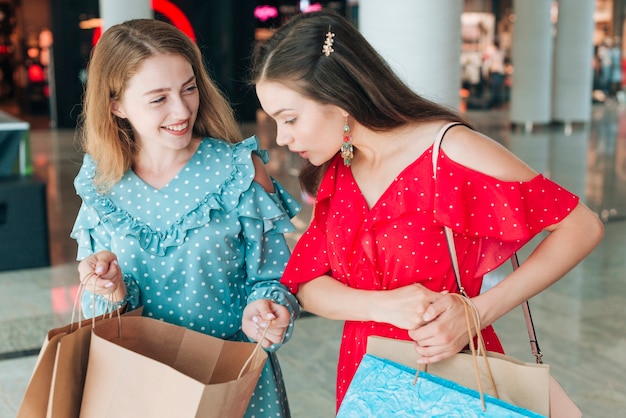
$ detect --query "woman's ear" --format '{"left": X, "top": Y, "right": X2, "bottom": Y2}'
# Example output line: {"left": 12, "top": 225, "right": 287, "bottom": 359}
{"left": 111, "top": 101, "right": 126, "bottom": 118}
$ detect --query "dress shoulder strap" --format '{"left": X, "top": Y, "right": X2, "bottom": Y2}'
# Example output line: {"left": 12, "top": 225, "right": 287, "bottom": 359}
{"left": 431, "top": 122, "right": 465, "bottom": 178}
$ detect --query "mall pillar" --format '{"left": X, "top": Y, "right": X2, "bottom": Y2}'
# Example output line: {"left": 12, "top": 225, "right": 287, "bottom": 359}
{"left": 552, "top": 0, "right": 595, "bottom": 124}
{"left": 509, "top": 0, "right": 553, "bottom": 127}
{"left": 100, "top": 0, "right": 151, "bottom": 30}
{"left": 358, "top": 0, "right": 463, "bottom": 110}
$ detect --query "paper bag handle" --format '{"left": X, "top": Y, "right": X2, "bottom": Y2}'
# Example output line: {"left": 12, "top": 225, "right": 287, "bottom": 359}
{"left": 413, "top": 293, "right": 498, "bottom": 411}
{"left": 432, "top": 122, "right": 544, "bottom": 364}
{"left": 237, "top": 321, "right": 271, "bottom": 380}
{"left": 68, "top": 273, "right": 118, "bottom": 332}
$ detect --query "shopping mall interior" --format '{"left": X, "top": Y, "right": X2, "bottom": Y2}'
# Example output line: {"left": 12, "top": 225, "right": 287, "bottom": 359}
{"left": 1, "top": 1, "right": 626, "bottom": 417}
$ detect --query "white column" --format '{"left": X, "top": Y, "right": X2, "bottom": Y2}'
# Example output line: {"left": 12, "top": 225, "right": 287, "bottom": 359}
{"left": 510, "top": 0, "right": 553, "bottom": 125}
{"left": 100, "top": 0, "right": 152, "bottom": 31}
{"left": 549, "top": 128, "right": 589, "bottom": 196}
{"left": 552, "top": 1, "right": 596, "bottom": 123}
{"left": 507, "top": 131, "right": 550, "bottom": 174}
{"left": 359, "top": 0, "right": 463, "bottom": 110}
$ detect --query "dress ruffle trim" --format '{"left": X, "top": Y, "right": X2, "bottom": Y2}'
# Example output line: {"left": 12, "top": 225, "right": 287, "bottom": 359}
{"left": 74, "top": 136, "right": 300, "bottom": 256}
{"left": 433, "top": 151, "right": 579, "bottom": 242}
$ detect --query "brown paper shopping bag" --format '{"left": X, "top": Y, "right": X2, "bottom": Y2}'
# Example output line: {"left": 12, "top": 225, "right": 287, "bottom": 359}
{"left": 80, "top": 315, "right": 268, "bottom": 418}
{"left": 16, "top": 330, "right": 66, "bottom": 418}
{"left": 16, "top": 301, "right": 136, "bottom": 418}
{"left": 46, "top": 307, "right": 142, "bottom": 418}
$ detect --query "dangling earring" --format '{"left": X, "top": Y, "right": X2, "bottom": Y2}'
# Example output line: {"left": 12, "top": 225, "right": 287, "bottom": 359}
{"left": 341, "top": 118, "right": 354, "bottom": 167}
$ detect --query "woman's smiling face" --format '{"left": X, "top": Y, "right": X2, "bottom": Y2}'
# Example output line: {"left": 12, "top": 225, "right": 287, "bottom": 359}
{"left": 111, "top": 53, "right": 200, "bottom": 151}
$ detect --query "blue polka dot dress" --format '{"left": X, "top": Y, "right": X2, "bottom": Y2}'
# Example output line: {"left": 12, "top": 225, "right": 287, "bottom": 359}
{"left": 71, "top": 136, "right": 301, "bottom": 417}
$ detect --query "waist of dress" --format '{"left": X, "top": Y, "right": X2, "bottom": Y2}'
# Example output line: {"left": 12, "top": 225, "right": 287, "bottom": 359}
{"left": 344, "top": 320, "right": 410, "bottom": 341}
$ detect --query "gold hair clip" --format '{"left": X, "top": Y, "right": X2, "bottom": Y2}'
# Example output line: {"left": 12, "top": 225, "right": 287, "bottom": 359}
{"left": 322, "top": 29, "right": 335, "bottom": 57}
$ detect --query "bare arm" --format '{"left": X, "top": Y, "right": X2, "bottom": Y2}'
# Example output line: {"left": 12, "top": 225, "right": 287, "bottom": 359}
{"left": 409, "top": 125, "right": 604, "bottom": 363}
{"left": 474, "top": 202, "right": 603, "bottom": 328}
{"left": 297, "top": 275, "right": 446, "bottom": 330}
{"left": 251, "top": 153, "right": 275, "bottom": 192}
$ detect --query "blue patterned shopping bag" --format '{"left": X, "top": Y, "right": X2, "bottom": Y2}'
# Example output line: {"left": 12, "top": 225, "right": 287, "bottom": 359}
{"left": 337, "top": 354, "right": 546, "bottom": 418}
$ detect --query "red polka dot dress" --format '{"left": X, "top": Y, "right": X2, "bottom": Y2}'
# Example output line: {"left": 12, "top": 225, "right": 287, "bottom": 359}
{"left": 281, "top": 141, "right": 579, "bottom": 410}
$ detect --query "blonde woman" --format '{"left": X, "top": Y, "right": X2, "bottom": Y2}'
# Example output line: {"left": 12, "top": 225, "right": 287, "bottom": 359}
{"left": 72, "top": 19, "right": 300, "bottom": 417}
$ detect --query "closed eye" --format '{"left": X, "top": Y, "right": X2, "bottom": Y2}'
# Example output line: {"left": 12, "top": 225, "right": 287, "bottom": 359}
{"left": 183, "top": 84, "right": 197, "bottom": 94}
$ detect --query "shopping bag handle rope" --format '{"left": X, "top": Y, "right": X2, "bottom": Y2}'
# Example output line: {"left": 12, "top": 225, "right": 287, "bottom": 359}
{"left": 68, "top": 271, "right": 122, "bottom": 336}
{"left": 238, "top": 321, "right": 272, "bottom": 380}
{"left": 69, "top": 279, "right": 87, "bottom": 332}
{"left": 433, "top": 122, "right": 543, "bottom": 365}
{"left": 412, "top": 294, "right": 498, "bottom": 412}
{"left": 69, "top": 272, "right": 118, "bottom": 333}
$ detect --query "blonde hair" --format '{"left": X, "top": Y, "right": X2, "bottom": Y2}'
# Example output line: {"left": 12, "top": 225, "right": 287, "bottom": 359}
{"left": 78, "top": 19, "right": 242, "bottom": 192}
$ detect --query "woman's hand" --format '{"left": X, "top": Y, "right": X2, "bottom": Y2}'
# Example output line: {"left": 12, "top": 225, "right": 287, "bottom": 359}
{"left": 408, "top": 293, "right": 475, "bottom": 364}
{"left": 77, "top": 250, "right": 127, "bottom": 301}
{"left": 242, "top": 299, "right": 291, "bottom": 348}
{"left": 373, "top": 283, "right": 447, "bottom": 330}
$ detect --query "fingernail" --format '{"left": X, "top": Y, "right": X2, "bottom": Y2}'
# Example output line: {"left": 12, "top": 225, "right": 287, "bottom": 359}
{"left": 104, "top": 281, "right": 114, "bottom": 288}
{"left": 113, "top": 259, "right": 119, "bottom": 266}
{"left": 423, "top": 313, "right": 431, "bottom": 321}
{"left": 265, "top": 313, "right": 276, "bottom": 320}
{"left": 95, "top": 266, "right": 104, "bottom": 274}
{"left": 252, "top": 316, "right": 259, "bottom": 323}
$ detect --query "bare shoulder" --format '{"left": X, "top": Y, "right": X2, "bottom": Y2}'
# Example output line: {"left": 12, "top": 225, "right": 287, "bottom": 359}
{"left": 251, "top": 153, "right": 275, "bottom": 192}
{"left": 439, "top": 124, "right": 537, "bottom": 181}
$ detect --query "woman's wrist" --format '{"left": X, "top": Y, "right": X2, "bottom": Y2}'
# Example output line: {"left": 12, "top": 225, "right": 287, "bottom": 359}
{"left": 106, "top": 281, "right": 128, "bottom": 304}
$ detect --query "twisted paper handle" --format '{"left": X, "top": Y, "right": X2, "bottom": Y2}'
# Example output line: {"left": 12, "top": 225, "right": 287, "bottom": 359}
{"left": 68, "top": 272, "right": 119, "bottom": 333}
{"left": 238, "top": 320, "right": 272, "bottom": 380}
{"left": 413, "top": 294, "right": 498, "bottom": 412}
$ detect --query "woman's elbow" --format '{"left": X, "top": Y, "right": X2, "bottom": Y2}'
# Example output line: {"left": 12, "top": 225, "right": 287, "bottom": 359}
{"left": 573, "top": 203, "right": 605, "bottom": 251}
{"left": 588, "top": 212, "right": 605, "bottom": 247}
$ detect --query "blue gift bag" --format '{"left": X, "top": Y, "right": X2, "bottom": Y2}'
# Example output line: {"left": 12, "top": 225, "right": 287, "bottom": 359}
{"left": 337, "top": 354, "right": 546, "bottom": 418}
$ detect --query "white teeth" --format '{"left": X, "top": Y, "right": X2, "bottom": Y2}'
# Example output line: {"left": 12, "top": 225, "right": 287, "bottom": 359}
{"left": 165, "top": 121, "right": 188, "bottom": 132}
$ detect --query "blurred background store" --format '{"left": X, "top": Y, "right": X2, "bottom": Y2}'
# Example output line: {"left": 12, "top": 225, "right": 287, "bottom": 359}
{"left": 2, "top": 1, "right": 626, "bottom": 416}
{"left": 0, "top": 0, "right": 621, "bottom": 127}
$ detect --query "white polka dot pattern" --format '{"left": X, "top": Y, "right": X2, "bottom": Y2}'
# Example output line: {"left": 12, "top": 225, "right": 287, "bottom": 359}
{"left": 72, "top": 136, "right": 301, "bottom": 417}
{"left": 281, "top": 148, "right": 579, "bottom": 408}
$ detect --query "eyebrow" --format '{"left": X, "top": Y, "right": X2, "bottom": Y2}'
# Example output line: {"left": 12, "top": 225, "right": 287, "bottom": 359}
{"left": 269, "top": 108, "right": 293, "bottom": 118}
{"left": 143, "top": 75, "right": 196, "bottom": 96}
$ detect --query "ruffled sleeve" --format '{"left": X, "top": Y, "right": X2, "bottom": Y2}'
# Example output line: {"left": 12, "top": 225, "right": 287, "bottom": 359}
{"left": 433, "top": 149, "right": 579, "bottom": 276}
{"left": 231, "top": 138, "right": 302, "bottom": 350}
{"left": 280, "top": 157, "right": 340, "bottom": 294}
{"left": 71, "top": 154, "right": 111, "bottom": 258}
{"left": 69, "top": 155, "right": 141, "bottom": 316}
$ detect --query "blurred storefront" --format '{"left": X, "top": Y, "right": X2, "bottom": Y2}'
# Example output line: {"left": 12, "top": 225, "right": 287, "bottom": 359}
{"left": 0, "top": 0, "right": 623, "bottom": 128}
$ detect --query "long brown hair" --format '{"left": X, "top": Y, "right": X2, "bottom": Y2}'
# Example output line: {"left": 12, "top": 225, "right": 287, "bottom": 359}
{"left": 78, "top": 18, "right": 242, "bottom": 192}
{"left": 251, "top": 10, "right": 469, "bottom": 196}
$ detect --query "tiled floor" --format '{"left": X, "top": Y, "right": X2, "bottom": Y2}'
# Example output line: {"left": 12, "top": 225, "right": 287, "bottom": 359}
{"left": 1, "top": 103, "right": 626, "bottom": 417}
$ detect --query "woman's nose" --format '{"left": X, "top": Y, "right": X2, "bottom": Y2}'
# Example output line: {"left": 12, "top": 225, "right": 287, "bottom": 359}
{"left": 171, "top": 96, "right": 191, "bottom": 119}
{"left": 275, "top": 126, "right": 292, "bottom": 146}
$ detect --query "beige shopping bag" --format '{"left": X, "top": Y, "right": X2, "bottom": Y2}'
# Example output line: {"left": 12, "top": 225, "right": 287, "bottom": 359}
{"left": 80, "top": 315, "right": 267, "bottom": 418}
{"left": 16, "top": 303, "right": 135, "bottom": 418}
{"left": 46, "top": 307, "right": 142, "bottom": 417}
{"left": 367, "top": 335, "right": 579, "bottom": 417}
